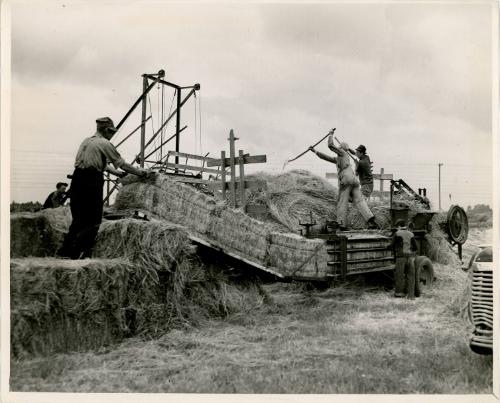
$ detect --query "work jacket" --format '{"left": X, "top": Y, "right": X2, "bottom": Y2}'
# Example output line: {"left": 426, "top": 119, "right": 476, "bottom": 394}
{"left": 356, "top": 154, "right": 373, "bottom": 185}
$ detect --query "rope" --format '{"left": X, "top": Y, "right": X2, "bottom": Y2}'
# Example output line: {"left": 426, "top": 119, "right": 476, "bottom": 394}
{"left": 194, "top": 91, "right": 198, "bottom": 156}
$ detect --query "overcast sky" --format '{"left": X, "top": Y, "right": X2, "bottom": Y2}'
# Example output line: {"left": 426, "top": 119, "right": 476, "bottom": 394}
{"left": 7, "top": 0, "right": 495, "bottom": 210}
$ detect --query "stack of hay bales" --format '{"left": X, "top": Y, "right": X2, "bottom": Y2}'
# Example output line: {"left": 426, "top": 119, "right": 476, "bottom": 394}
{"left": 10, "top": 207, "right": 71, "bottom": 257}
{"left": 11, "top": 215, "right": 270, "bottom": 357}
{"left": 10, "top": 258, "right": 154, "bottom": 357}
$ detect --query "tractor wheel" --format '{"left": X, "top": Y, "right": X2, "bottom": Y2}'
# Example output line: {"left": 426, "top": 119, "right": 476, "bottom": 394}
{"left": 415, "top": 256, "right": 434, "bottom": 296}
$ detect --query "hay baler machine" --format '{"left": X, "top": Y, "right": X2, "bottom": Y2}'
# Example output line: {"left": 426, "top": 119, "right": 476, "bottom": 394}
{"left": 297, "top": 197, "right": 468, "bottom": 282}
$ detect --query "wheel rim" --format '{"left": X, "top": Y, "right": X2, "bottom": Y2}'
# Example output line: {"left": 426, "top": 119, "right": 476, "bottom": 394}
{"left": 447, "top": 205, "right": 468, "bottom": 244}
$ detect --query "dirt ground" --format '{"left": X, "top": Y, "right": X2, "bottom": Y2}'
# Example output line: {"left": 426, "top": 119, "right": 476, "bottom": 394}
{"left": 9, "top": 228, "right": 494, "bottom": 394}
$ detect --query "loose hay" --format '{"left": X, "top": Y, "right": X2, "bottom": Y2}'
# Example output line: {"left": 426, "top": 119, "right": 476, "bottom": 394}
{"left": 10, "top": 207, "right": 71, "bottom": 257}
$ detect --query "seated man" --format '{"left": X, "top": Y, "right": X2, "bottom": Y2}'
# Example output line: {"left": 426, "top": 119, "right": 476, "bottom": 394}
{"left": 42, "top": 182, "right": 69, "bottom": 209}
{"left": 310, "top": 134, "right": 378, "bottom": 230}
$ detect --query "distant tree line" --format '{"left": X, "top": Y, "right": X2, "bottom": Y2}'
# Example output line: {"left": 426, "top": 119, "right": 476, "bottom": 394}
{"left": 466, "top": 204, "right": 492, "bottom": 228}
{"left": 10, "top": 201, "right": 42, "bottom": 213}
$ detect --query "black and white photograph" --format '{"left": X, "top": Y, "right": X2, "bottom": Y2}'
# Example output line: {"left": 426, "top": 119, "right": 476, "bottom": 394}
{"left": 1, "top": 0, "right": 498, "bottom": 400}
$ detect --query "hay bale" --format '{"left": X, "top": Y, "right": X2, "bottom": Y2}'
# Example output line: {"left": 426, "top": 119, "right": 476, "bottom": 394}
{"left": 10, "top": 207, "right": 71, "bottom": 258}
{"left": 208, "top": 208, "right": 279, "bottom": 262}
{"left": 113, "top": 176, "right": 218, "bottom": 234}
{"left": 267, "top": 232, "right": 330, "bottom": 277}
{"left": 93, "top": 218, "right": 190, "bottom": 271}
{"left": 10, "top": 258, "right": 149, "bottom": 357}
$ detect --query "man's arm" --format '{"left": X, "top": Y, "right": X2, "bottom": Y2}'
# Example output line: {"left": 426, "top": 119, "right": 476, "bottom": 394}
{"left": 120, "top": 162, "right": 148, "bottom": 177}
{"left": 309, "top": 147, "right": 337, "bottom": 164}
{"left": 327, "top": 135, "right": 344, "bottom": 156}
{"left": 105, "top": 164, "right": 127, "bottom": 177}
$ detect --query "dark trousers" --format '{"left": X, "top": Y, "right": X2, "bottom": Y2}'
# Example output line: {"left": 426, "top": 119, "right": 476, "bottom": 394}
{"left": 59, "top": 168, "right": 104, "bottom": 259}
{"left": 394, "top": 255, "right": 416, "bottom": 298}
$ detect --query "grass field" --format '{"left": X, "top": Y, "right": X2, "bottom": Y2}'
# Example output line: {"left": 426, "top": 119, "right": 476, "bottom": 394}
{"left": 9, "top": 229, "right": 493, "bottom": 394}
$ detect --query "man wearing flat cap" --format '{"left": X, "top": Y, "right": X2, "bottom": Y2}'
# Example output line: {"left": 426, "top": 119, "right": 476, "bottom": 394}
{"left": 349, "top": 144, "right": 374, "bottom": 198}
{"left": 42, "top": 182, "right": 69, "bottom": 209}
{"left": 58, "top": 117, "right": 149, "bottom": 259}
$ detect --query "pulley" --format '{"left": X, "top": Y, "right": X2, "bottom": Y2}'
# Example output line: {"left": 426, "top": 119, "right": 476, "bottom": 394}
{"left": 446, "top": 205, "right": 468, "bottom": 245}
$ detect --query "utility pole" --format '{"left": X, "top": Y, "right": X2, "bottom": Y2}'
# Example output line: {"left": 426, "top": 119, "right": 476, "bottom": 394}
{"left": 438, "top": 163, "right": 443, "bottom": 210}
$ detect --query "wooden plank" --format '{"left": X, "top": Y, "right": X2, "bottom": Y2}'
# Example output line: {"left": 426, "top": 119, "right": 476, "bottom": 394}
{"left": 328, "top": 264, "right": 394, "bottom": 277}
{"left": 167, "top": 151, "right": 217, "bottom": 163}
{"left": 187, "top": 233, "right": 285, "bottom": 278}
{"left": 169, "top": 177, "right": 216, "bottom": 185}
{"left": 229, "top": 130, "right": 237, "bottom": 207}
{"left": 161, "top": 161, "right": 223, "bottom": 175}
{"left": 206, "top": 154, "right": 267, "bottom": 167}
{"left": 326, "top": 172, "right": 393, "bottom": 180}
{"left": 238, "top": 150, "right": 245, "bottom": 209}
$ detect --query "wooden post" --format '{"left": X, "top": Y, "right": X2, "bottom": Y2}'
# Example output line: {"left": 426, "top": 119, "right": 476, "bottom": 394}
{"left": 380, "top": 167, "right": 384, "bottom": 192}
{"left": 221, "top": 150, "right": 226, "bottom": 200}
{"left": 140, "top": 75, "right": 148, "bottom": 168}
{"left": 228, "top": 130, "right": 237, "bottom": 207}
{"left": 175, "top": 89, "right": 182, "bottom": 173}
{"left": 238, "top": 149, "right": 245, "bottom": 209}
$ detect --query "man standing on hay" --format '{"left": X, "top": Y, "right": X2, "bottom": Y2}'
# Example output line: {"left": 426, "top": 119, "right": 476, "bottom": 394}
{"left": 349, "top": 144, "right": 374, "bottom": 198}
{"left": 58, "top": 117, "right": 149, "bottom": 259}
{"left": 310, "top": 135, "right": 378, "bottom": 230}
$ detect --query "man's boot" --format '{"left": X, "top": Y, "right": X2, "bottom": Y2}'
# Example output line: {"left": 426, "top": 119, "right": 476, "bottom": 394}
{"left": 367, "top": 217, "right": 379, "bottom": 229}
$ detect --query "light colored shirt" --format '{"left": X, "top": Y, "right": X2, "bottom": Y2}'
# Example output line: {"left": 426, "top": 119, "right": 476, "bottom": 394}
{"left": 74, "top": 132, "right": 124, "bottom": 172}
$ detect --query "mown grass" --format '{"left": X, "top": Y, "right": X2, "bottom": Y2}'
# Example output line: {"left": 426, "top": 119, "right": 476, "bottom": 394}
{"left": 9, "top": 230, "right": 493, "bottom": 394}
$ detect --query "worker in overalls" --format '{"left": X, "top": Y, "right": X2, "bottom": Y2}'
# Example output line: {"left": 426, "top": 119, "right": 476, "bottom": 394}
{"left": 58, "top": 117, "right": 149, "bottom": 259}
{"left": 390, "top": 220, "right": 419, "bottom": 298}
{"left": 310, "top": 135, "right": 378, "bottom": 230}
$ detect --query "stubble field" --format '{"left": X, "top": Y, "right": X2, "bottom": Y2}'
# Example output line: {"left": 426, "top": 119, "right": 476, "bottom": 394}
{"left": 9, "top": 228, "right": 493, "bottom": 394}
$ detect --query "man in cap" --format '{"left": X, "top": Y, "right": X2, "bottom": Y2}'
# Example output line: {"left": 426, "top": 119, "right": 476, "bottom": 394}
{"left": 310, "top": 133, "right": 378, "bottom": 230}
{"left": 42, "top": 182, "right": 69, "bottom": 209}
{"left": 348, "top": 144, "right": 374, "bottom": 198}
{"left": 58, "top": 117, "right": 149, "bottom": 259}
{"left": 389, "top": 219, "right": 418, "bottom": 298}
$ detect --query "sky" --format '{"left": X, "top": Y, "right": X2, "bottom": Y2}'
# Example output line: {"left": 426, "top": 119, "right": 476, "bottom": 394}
{"left": 6, "top": 0, "right": 496, "bottom": 210}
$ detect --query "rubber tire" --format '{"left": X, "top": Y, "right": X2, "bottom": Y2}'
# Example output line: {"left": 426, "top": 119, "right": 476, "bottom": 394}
{"left": 414, "top": 256, "right": 434, "bottom": 296}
